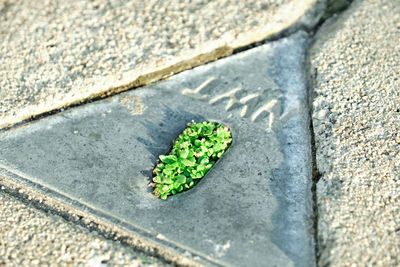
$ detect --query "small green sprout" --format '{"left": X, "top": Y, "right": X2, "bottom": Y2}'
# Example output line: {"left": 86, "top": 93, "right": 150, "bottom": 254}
{"left": 150, "top": 121, "right": 233, "bottom": 200}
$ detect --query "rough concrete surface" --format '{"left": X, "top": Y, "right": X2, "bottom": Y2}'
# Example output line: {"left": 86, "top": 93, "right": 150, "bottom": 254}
{"left": 0, "top": 0, "right": 326, "bottom": 129}
{"left": 310, "top": 0, "right": 400, "bottom": 266}
{"left": 0, "top": 190, "right": 169, "bottom": 267}
{"left": 0, "top": 32, "right": 314, "bottom": 266}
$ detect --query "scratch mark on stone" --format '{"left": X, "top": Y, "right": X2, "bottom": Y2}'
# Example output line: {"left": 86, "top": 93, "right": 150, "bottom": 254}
{"left": 209, "top": 87, "right": 243, "bottom": 111}
{"left": 181, "top": 76, "right": 216, "bottom": 99}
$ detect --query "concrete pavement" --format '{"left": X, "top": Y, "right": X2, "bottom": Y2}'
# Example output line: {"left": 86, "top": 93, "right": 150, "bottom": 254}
{"left": 310, "top": 0, "right": 400, "bottom": 265}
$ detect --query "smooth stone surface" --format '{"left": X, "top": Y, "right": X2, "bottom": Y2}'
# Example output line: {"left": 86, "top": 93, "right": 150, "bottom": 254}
{"left": 0, "top": 0, "right": 326, "bottom": 129}
{"left": 0, "top": 32, "right": 314, "bottom": 266}
{"left": 310, "top": 0, "right": 400, "bottom": 266}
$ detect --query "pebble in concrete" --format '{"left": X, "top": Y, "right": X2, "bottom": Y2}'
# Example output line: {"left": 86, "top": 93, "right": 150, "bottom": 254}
{"left": 0, "top": 32, "right": 313, "bottom": 267}
{"left": 0, "top": 0, "right": 326, "bottom": 129}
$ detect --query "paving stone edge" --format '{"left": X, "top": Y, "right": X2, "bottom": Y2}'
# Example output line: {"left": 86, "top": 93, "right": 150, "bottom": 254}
{"left": 0, "top": 168, "right": 217, "bottom": 267}
{"left": 0, "top": 0, "right": 327, "bottom": 131}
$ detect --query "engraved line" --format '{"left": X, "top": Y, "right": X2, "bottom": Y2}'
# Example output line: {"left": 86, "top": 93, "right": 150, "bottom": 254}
{"left": 240, "top": 105, "right": 248, "bottom": 118}
{"left": 182, "top": 93, "right": 208, "bottom": 100}
{"left": 208, "top": 87, "right": 242, "bottom": 105}
{"left": 208, "top": 87, "right": 244, "bottom": 112}
{"left": 250, "top": 99, "right": 278, "bottom": 122}
{"left": 181, "top": 79, "right": 292, "bottom": 132}
{"left": 267, "top": 100, "right": 282, "bottom": 130}
{"left": 239, "top": 93, "right": 259, "bottom": 104}
{"left": 181, "top": 76, "right": 216, "bottom": 96}
{"left": 268, "top": 112, "right": 275, "bottom": 130}
{"left": 239, "top": 93, "right": 260, "bottom": 117}
{"left": 272, "top": 105, "right": 299, "bottom": 131}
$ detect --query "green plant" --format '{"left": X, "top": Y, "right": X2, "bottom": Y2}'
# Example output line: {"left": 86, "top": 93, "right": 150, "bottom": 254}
{"left": 150, "top": 121, "right": 233, "bottom": 200}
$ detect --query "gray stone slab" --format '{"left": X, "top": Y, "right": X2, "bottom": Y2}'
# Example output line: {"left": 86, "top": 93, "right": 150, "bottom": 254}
{"left": 0, "top": 0, "right": 326, "bottom": 129}
{"left": 0, "top": 32, "right": 314, "bottom": 267}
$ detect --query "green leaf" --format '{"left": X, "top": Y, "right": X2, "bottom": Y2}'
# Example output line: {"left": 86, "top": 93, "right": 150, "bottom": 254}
{"left": 194, "top": 139, "right": 202, "bottom": 147}
{"left": 198, "top": 156, "right": 209, "bottom": 165}
{"left": 160, "top": 155, "right": 177, "bottom": 164}
{"left": 161, "top": 185, "right": 169, "bottom": 191}
{"left": 165, "top": 161, "right": 179, "bottom": 170}
{"left": 156, "top": 163, "right": 165, "bottom": 169}
{"left": 173, "top": 181, "right": 181, "bottom": 189}
{"left": 213, "top": 143, "right": 224, "bottom": 151}
{"left": 179, "top": 148, "right": 189, "bottom": 159}
{"left": 205, "top": 163, "right": 213, "bottom": 169}
{"left": 154, "top": 175, "right": 162, "bottom": 183}
{"left": 176, "top": 175, "right": 186, "bottom": 184}
{"left": 190, "top": 171, "right": 202, "bottom": 179}
{"left": 197, "top": 165, "right": 205, "bottom": 171}
{"left": 164, "top": 177, "right": 173, "bottom": 184}
{"left": 180, "top": 158, "right": 196, "bottom": 167}
{"left": 204, "top": 126, "right": 213, "bottom": 136}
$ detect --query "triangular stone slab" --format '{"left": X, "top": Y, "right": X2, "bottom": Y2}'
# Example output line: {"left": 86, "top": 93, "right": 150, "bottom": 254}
{"left": 0, "top": 32, "right": 314, "bottom": 267}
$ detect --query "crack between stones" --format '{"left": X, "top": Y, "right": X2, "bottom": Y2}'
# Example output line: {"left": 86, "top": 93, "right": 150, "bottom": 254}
{"left": 305, "top": 34, "right": 322, "bottom": 266}
{"left": 307, "top": 73, "right": 323, "bottom": 265}
{"left": 306, "top": 0, "right": 354, "bottom": 265}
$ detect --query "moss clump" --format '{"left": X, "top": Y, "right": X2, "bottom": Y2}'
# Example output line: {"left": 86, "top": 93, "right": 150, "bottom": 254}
{"left": 150, "top": 121, "right": 232, "bottom": 200}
